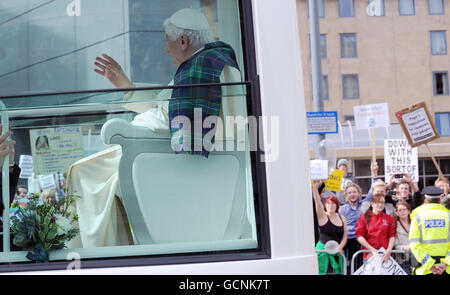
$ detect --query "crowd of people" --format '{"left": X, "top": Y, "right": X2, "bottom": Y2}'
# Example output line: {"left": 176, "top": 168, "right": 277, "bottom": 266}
{"left": 312, "top": 158, "right": 450, "bottom": 275}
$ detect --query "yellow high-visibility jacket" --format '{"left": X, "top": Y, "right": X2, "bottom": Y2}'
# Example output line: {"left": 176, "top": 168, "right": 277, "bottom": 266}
{"left": 409, "top": 203, "right": 450, "bottom": 275}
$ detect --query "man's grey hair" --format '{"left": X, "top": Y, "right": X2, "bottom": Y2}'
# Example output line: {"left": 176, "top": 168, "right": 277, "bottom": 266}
{"left": 163, "top": 19, "right": 213, "bottom": 49}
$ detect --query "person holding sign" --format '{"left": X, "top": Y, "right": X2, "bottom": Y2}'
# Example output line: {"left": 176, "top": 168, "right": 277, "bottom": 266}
{"left": 312, "top": 180, "right": 347, "bottom": 275}
{"left": 338, "top": 182, "right": 373, "bottom": 273}
{"left": 355, "top": 194, "right": 396, "bottom": 263}
{"left": 386, "top": 175, "right": 422, "bottom": 210}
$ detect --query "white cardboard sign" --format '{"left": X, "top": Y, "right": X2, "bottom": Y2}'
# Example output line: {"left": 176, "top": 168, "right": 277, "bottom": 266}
{"left": 310, "top": 160, "right": 329, "bottom": 180}
{"left": 384, "top": 139, "right": 419, "bottom": 182}
{"left": 18, "top": 155, "right": 33, "bottom": 179}
{"left": 354, "top": 103, "right": 390, "bottom": 130}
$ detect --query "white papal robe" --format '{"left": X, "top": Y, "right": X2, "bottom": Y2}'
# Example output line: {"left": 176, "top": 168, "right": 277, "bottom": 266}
{"left": 67, "top": 65, "right": 243, "bottom": 248}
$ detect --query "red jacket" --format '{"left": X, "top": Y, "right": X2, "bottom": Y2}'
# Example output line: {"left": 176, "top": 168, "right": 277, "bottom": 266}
{"left": 355, "top": 212, "right": 396, "bottom": 256}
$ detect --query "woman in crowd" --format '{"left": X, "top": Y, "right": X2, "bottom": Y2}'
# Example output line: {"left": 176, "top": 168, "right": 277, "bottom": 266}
{"left": 393, "top": 201, "right": 414, "bottom": 274}
{"left": 312, "top": 180, "right": 347, "bottom": 275}
{"left": 355, "top": 194, "right": 396, "bottom": 263}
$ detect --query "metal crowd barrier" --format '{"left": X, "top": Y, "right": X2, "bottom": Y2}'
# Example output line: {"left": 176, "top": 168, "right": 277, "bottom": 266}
{"left": 315, "top": 249, "right": 348, "bottom": 275}
{"left": 350, "top": 249, "right": 408, "bottom": 275}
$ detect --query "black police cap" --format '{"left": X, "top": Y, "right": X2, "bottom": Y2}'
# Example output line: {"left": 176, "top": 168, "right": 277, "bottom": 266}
{"left": 422, "top": 186, "right": 443, "bottom": 198}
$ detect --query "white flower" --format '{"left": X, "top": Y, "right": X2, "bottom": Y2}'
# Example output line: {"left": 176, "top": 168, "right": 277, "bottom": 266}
{"left": 55, "top": 213, "right": 72, "bottom": 236}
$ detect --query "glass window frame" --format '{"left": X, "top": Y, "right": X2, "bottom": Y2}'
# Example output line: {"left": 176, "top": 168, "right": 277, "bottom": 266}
{"left": 0, "top": 0, "right": 271, "bottom": 273}
{"left": 432, "top": 71, "right": 450, "bottom": 96}
{"left": 338, "top": 0, "right": 355, "bottom": 18}
{"left": 398, "top": 0, "right": 415, "bottom": 16}
{"left": 307, "top": 0, "right": 325, "bottom": 18}
{"left": 435, "top": 112, "right": 450, "bottom": 136}
{"left": 342, "top": 74, "right": 360, "bottom": 100}
{"left": 430, "top": 31, "right": 448, "bottom": 56}
{"left": 340, "top": 33, "right": 358, "bottom": 58}
{"left": 428, "top": 0, "right": 445, "bottom": 15}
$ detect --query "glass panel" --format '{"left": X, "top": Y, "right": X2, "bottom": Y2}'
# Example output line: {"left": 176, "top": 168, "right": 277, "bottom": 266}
{"left": 424, "top": 159, "right": 439, "bottom": 175}
{"left": 431, "top": 31, "right": 447, "bottom": 55}
{"left": 368, "top": 0, "right": 385, "bottom": 17}
{"left": 434, "top": 72, "right": 449, "bottom": 95}
{"left": 320, "top": 34, "right": 327, "bottom": 59}
{"left": 354, "top": 160, "right": 371, "bottom": 176}
{"left": 440, "top": 158, "right": 450, "bottom": 174}
{"left": 341, "top": 34, "right": 357, "bottom": 58}
{"left": 322, "top": 75, "right": 329, "bottom": 100}
{"left": 429, "top": 0, "right": 444, "bottom": 15}
{"left": 436, "top": 113, "right": 450, "bottom": 136}
{"left": 342, "top": 74, "right": 359, "bottom": 99}
{"left": 399, "top": 0, "right": 415, "bottom": 15}
{"left": 0, "top": 0, "right": 259, "bottom": 265}
{"left": 339, "top": 0, "right": 355, "bottom": 17}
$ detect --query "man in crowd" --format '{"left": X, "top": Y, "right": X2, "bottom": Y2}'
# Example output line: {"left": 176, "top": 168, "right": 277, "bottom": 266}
{"left": 335, "top": 158, "right": 355, "bottom": 205}
{"left": 435, "top": 176, "right": 449, "bottom": 209}
{"left": 409, "top": 186, "right": 450, "bottom": 275}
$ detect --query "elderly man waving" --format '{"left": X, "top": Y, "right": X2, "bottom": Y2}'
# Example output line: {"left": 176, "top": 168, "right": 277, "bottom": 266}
{"left": 67, "top": 8, "right": 242, "bottom": 248}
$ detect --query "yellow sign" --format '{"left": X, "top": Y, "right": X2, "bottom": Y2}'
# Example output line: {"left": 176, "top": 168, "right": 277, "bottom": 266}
{"left": 324, "top": 169, "right": 344, "bottom": 192}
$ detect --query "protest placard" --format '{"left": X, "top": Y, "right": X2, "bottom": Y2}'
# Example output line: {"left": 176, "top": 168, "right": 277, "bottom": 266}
{"left": 395, "top": 102, "right": 440, "bottom": 147}
{"left": 354, "top": 103, "right": 390, "bottom": 163}
{"left": 38, "top": 174, "right": 57, "bottom": 191}
{"left": 310, "top": 160, "right": 329, "bottom": 180}
{"left": 30, "top": 126, "right": 84, "bottom": 175}
{"left": 395, "top": 102, "right": 442, "bottom": 177}
{"left": 354, "top": 103, "right": 390, "bottom": 130}
{"left": 18, "top": 155, "right": 33, "bottom": 179}
{"left": 324, "top": 169, "right": 344, "bottom": 192}
{"left": 384, "top": 139, "right": 418, "bottom": 182}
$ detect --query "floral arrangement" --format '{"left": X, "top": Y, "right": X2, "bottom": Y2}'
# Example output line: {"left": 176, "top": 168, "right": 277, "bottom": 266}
{"left": 10, "top": 192, "right": 79, "bottom": 263}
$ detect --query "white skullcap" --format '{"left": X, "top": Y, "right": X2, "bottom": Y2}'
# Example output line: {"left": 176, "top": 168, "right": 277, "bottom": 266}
{"left": 168, "top": 8, "right": 210, "bottom": 31}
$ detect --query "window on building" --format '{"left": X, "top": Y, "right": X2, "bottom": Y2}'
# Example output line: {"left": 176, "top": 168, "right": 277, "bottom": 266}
{"left": 339, "top": 0, "right": 355, "bottom": 17}
{"left": 433, "top": 72, "right": 449, "bottom": 95}
{"left": 340, "top": 33, "right": 357, "bottom": 58}
{"left": 343, "top": 115, "right": 355, "bottom": 121}
{"left": 342, "top": 74, "right": 360, "bottom": 99}
{"left": 307, "top": 0, "right": 325, "bottom": 18}
{"left": 429, "top": 0, "right": 445, "bottom": 15}
{"left": 436, "top": 113, "right": 450, "bottom": 136}
{"left": 368, "top": 0, "right": 385, "bottom": 16}
{"left": 322, "top": 75, "right": 329, "bottom": 101}
{"left": 430, "top": 31, "right": 447, "bottom": 55}
{"left": 399, "top": 0, "right": 415, "bottom": 15}
{"left": 309, "top": 34, "right": 327, "bottom": 59}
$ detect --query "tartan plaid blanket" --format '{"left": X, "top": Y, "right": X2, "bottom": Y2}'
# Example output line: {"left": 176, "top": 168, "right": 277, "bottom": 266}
{"left": 169, "top": 41, "right": 239, "bottom": 157}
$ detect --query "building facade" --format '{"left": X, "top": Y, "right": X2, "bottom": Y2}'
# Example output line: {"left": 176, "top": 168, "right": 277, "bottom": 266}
{"left": 297, "top": 0, "right": 450, "bottom": 190}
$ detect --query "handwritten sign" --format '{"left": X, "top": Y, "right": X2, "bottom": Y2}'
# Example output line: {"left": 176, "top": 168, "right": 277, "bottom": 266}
{"left": 354, "top": 103, "right": 390, "bottom": 130}
{"left": 395, "top": 102, "right": 440, "bottom": 147}
{"left": 384, "top": 139, "right": 418, "bottom": 182}
{"left": 324, "top": 169, "right": 344, "bottom": 192}
{"left": 18, "top": 155, "right": 33, "bottom": 179}
{"left": 306, "top": 112, "right": 338, "bottom": 134}
{"left": 38, "top": 174, "right": 57, "bottom": 191}
{"left": 30, "top": 126, "right": 84, "bottom": 175}
{"left": 310, "top": 160, "right": 329, "bottom": 180}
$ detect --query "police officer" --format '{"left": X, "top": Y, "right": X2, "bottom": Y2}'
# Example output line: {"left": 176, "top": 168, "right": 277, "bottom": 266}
{"left": 409, "top": 186, "right": 450, "bottom": 275}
